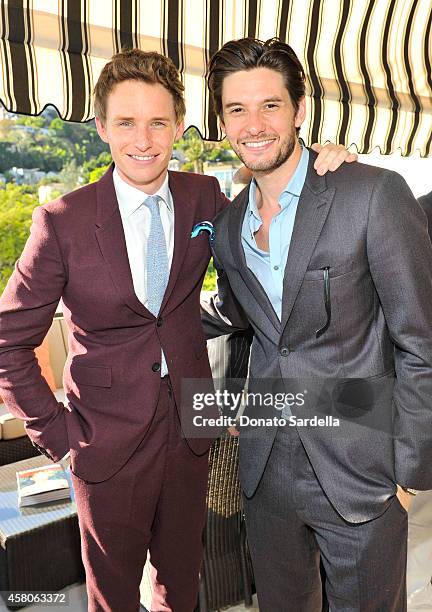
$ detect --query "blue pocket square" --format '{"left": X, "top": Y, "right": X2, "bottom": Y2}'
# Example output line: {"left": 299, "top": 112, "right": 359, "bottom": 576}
{"left": 191, "top": 221, "right": 215, "bottom": 241}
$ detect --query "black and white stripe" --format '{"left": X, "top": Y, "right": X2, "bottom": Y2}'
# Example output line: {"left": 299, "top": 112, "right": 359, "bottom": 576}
{"left": 113, "top": 0, "right": 139, "bottom": 52}
{"left": 305, "top": 0, "right": 325, "bottom": 147}
{"left": 0, "top": 0, "right": 430, "bottom": 155}
{"left": 358, "top": 0, "right": 377, "bottom": 154}
{"left": 204, "top": 0, "right": 222, "bottom": 140}
{"left": 424, "top": 7, "right": 432, "bottom": 156}
{"left": 1, "top": 0, "right": 38, "bottom": 115}
{"left": 59, "top": 0, "right": 92, "bottom": 121}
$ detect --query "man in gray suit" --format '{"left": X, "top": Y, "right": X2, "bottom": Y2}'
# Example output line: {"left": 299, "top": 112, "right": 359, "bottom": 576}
{"left": 201, "top": 38, "right": 432, "bottom": 611}
{"left": 405, "top": 191, "right": 432, "bottom": 610}
{"left": 419, "top": 190, "right": 432, "bottom": 232}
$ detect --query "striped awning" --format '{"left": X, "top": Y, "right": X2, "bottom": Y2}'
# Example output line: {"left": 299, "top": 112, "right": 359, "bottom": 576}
{"left": 1, "top": 0, "right": 432, "bottom": 155}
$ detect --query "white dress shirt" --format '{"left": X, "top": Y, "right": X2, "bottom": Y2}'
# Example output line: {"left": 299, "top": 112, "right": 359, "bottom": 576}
{"left": 113, "top": 167, "right": 174, "bottom": 305}
{"left": 113, "top": 167, "right": 175, "bottom": 376}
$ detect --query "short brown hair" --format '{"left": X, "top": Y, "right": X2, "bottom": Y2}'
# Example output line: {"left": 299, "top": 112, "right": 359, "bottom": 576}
{"left": 207, "top": 37, "right": 305, "bottom": 120}
{"left": 94, "top": 48, "right": 186, "bottom": 124}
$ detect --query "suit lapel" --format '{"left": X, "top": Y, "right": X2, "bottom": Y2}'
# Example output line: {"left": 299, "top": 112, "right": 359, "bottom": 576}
{"left": 228, "top": 187, "right": 281, "bottom": 333}
{"left": 280, "top": 161, "right": 335, "bottom": 331}
{"left": 94, "top": 166, "right": 153, "bottom": 319}
{"left": 159, "top": 171, "right": 197, "bottom": 312}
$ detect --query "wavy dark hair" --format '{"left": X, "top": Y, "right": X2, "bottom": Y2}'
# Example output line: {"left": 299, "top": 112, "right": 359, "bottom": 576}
{"left": 94, "top": 48, "right": 186, "bottom": 124}
{"left": 207, "top": 37, "right": 305, "bottom": 120}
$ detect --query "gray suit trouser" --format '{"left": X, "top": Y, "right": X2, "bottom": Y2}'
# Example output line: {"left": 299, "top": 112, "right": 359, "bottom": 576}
{"left": 243, "top": 427, "right": 408, "bottom": 612}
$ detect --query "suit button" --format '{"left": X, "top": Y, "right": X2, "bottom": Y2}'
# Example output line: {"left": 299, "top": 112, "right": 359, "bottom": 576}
{"left": 152, "top": 362, "right": 161, "bottom": 372}
{"left": 280, "top": 347, "right": 289, "bottom": 357}
{"left": 156, "top": 317, "right": 163, "bottom": 327}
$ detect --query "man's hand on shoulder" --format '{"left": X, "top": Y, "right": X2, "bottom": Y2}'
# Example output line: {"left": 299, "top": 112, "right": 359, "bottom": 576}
{"left": 311, "top": 142, "right": 358, "bottom": 175}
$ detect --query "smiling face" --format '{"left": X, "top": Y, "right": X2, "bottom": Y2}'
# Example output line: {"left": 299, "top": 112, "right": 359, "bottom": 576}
{"left": 95, "top": 79, "right": 184, "bottom": 193}
{"left": 220, "top": 67, "right": 305, "bottom": 174}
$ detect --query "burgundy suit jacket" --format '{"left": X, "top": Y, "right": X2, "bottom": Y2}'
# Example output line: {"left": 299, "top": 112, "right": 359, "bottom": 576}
{"left": 0, "top": 166, "right": 227, "bottom": 482}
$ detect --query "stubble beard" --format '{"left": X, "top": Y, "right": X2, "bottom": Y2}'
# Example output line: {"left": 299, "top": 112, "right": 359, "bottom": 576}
{"left": 233, "top": 132, "right": 297, "bottom": 173}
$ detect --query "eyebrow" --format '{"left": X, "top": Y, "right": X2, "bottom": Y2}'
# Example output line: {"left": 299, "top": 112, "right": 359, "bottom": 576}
{"left": 224, "top": 102, "right": 243, "bottom": 109}
{"left": 112, "top": 116, "right": 171, "bottom": 122}
{"left": 224, "top": 96, "right": 284, "bottom": 108}
{"left": 263, "top": 96, "right": 283, "bottom": 103}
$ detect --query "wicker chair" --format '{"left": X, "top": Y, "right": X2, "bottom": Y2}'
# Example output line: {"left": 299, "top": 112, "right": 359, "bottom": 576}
{"left": 0, "top": 436, "right": 39, "bottom": 466}
{"left": 0, "top": 314, "right": 67, "bottom": 467}
{"left": 0, "top": 398, "right": 39, "bottom": 466}
{"left": 199, "top": 330, "right": 254, "bottom": 611}
{"left": 199, "top": 433, "right": 254, "bottom": 611}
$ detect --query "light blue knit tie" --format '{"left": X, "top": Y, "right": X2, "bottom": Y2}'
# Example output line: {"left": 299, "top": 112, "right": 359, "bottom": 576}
{"left": 145, "top": 195, "right": 169, "bottom": 316}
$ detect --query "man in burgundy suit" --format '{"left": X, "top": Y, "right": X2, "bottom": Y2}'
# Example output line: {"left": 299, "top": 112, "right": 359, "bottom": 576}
{"left": 0, "top": 49, "right": 223, "bottom": 612}
{"left": 0, "top": 48, "right": 353, "bottom": 611}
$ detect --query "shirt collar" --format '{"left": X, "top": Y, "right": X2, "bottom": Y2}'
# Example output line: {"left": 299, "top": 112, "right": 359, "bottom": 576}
{"left": 113, "top": 167, "right": 172, "bottom": 218}
{"left": 248, "top": 180, "right": 261, "bottom": 224}
{"left": 247, "top": 145, "right": 309, "bottom": 221}
{"left": 281, "top": 145, "right": 309, "bottom": 200}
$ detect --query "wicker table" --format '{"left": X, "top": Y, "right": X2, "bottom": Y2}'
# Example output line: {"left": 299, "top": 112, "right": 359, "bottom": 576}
{"left": 0, "top": 456, "right": 84, "bottom": 609}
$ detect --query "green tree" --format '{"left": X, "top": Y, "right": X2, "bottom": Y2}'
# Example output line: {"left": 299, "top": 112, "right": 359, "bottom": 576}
{"left": 202, "top": 258, "right": 216, "bottom": 291}
{"left": 81, "top": 151, "right": 112, "bottom": 183}
{"left": 0, "top": 118, "right": 14, "bottom": 139}
{"left": 174, "top": 127, "right": 236, "bottom": 173}
{"left": 48, "top": 117, "right": 108, "bottom": 166}
{"left": 0, "top": 184, "right": 39, "bottom": 293}
{"left": 176, "top": 129, "right": 206, "bottom": 173}
{"left": 59, "top": 159, "right": 80, "bottom": 191}
{"left": 88, "top": 165, "right": 111, "bottom": 183}
{"left": 16, "top": 115, "right": 46, "bottom": 129}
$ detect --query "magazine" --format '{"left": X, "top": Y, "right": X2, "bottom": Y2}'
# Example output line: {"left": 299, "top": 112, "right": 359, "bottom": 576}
{"left": 16, "top": 463, "right": 71, "bottom": 507}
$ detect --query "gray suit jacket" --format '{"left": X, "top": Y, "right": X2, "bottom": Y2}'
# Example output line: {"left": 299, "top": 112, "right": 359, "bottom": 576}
{"left": 419, "top": 190, "right": 432, "bottom": 238}
{"left": 202, "top": 150, "right": 432, "bottom": 523}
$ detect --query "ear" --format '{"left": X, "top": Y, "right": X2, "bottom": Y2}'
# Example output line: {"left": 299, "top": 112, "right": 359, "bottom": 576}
{"left": 175, "top": 119, "right": 185, "bottom": 141}
{"left": 294, "top": 97, "right": 306, "bottom": 129}
{"left": 95, "top": 116, "right": 109, "bottom": 143}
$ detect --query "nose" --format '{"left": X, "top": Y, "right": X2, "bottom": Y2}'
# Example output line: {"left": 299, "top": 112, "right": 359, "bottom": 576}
{"left": 246, "top": 109, "right": 266, "bottom": 136}
{"left": 135, "top": 125, "right": 151, "bottom": 149}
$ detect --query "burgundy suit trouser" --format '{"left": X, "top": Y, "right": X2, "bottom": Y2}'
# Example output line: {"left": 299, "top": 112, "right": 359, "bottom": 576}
{"left": 71, "top": 377, "right": 209, "bottom": 612}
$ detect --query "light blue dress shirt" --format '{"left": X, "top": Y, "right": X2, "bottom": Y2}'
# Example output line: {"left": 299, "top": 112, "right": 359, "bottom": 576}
{"left": 241, "top": 147, "right": 309, "bottom": 321}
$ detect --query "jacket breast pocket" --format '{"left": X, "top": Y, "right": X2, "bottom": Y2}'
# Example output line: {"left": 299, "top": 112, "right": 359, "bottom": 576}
{"left": 303, "top": 261, "right": 354, "bottom": 281}
{"left": 189, "top": 233, "right": 211, "bottom": 250}
{"left": 71, "top": 364, "right": 112, "bottom": 388}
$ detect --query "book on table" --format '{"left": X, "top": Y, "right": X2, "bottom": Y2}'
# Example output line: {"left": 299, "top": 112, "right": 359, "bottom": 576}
{"left": 16, "top": 463, "right": 71, "bottom": 507}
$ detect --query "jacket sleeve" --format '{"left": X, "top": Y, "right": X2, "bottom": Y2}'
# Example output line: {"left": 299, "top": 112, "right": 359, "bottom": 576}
{"left": 200, "top": 179, "right": 250, "bottom": 339}
{"left": 201, "top": 247, "right": 251, "bottom": 339}
{"left": 211, "top": 175, "right": 231, "bottom": 215}
{"left": 0, "top": 205, "right": 69, "bottom": 461}
{"left": 367, "top": 171, "right": 432, "bottom": 490}
{"left": 417, "top": 192, "right": 432, "bottom": 240}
